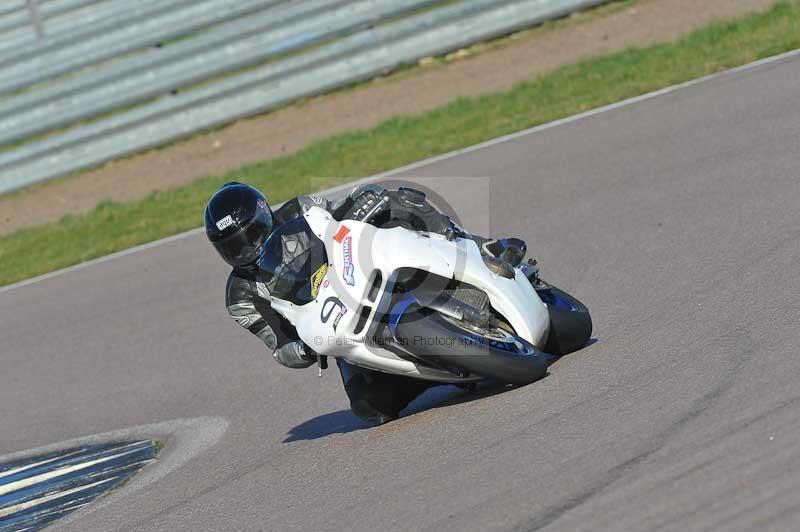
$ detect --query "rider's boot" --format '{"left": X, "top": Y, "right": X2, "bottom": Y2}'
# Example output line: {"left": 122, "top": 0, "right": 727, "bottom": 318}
{"left": 349, "top": 399, "right": 398, "bottom": 426}
{"left": 338, "top": 359, "right": 434, "bottom": 427}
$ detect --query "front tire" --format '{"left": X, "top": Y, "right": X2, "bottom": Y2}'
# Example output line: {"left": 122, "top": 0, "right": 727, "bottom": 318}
{"left": 394, "top": 307, "right": 553, "bottom": 385}
{"left": 537, "top": 285, "right": 592, "bottom": 356}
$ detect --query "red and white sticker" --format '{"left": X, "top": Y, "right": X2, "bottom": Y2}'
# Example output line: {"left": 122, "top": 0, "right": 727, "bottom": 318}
{"left": 333, "top": 225, "right": 350, "bottom": 243}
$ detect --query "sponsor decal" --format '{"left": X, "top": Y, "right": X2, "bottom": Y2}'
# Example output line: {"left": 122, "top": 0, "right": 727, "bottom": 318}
{"left": 342, "top": 235, "right": 355, "bottom": 286}
{"left": 216, "top": 215, "right": 234, "bottom": 231}
{"left": 320, "top": 296, "right": 347, "bottom": 332}
{"left": 322, "top": 279, "right": 330, "bottom": 288}
{"left": 333, "top": 225, "right": 350, "bottom": 243}
{"left": 310, "top": 264, "right": 328, "bottom": 298}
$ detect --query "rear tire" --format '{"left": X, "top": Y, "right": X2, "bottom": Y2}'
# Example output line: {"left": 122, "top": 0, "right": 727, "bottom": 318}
{"left": 537, "top": 285, "right": 592, "bottom": 356}
{"left": 394, "top": 307, "right": 552, "bottom": 385}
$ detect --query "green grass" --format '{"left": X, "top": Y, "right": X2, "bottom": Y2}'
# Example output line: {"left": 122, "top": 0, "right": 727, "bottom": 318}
{"left": 1, "top": 1, "right": 799, "bottom": 286}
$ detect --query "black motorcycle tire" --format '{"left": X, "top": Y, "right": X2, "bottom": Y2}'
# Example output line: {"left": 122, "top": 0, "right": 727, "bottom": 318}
{"left": 537, "top": 284, "right": 593, "bottom": 356}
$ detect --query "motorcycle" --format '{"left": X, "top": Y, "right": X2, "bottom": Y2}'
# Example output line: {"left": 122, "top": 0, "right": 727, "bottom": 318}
{"left": 258, "top": 206, "right": 592, "bottom": 385}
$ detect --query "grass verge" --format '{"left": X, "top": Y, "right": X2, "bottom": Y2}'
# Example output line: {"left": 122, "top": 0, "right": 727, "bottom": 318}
{"left": 1, "top": 1, "right": 799, "bottom": 287}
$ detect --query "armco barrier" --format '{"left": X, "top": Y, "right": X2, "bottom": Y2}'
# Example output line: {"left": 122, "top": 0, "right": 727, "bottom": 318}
{"left": 0, "top": 0, "right": 608, "bottom": 194}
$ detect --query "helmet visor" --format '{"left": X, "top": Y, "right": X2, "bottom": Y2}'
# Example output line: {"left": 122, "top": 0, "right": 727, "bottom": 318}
{"left": 213, "top": 208, "right": 273, "bottom": 267}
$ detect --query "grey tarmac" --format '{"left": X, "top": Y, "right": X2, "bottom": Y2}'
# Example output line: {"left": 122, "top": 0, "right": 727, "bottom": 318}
{"left": 2, "top": 51, "right": 800, "bottom": 532}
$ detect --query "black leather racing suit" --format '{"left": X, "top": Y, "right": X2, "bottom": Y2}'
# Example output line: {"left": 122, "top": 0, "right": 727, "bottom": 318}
{"left": 225, "top": 185, "right": 457, "bottom": 423}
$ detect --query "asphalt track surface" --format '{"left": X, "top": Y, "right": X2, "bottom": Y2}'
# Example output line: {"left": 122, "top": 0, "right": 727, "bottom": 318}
{"left": 2, "top": 51, "right": 800, "bottom": 532}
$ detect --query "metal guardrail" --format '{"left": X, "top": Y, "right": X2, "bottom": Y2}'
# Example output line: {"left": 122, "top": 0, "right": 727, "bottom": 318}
{"left": 0, "top": 0, "right": 608, "bottom": 194}
{"left": 0, "top": 0, "right": 427, "bottom": 141}
{"left": 0, "top": 0, "right": 285, "bottom": 87}
{"left": 0, "top": 0, "right": 192, "bottom": 54}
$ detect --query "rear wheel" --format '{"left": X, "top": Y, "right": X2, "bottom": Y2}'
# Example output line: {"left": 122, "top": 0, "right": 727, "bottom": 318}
{"left": 393, "top": 306, "right": 554, "bottom": 385}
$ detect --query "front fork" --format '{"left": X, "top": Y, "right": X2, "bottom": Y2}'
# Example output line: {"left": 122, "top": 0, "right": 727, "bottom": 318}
{"left": 520, "top": 258, "right": 551, "bottom": 291}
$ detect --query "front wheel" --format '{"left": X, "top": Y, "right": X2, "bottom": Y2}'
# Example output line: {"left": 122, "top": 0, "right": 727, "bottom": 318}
{"left": 537, "top": 284, "right": 592, "bottom": 356}
{"left": 393, "top": 307, "right": 554, "bottom": 385}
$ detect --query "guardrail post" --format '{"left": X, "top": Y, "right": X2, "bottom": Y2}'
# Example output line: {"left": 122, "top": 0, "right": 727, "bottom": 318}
{"left": 26, "top": 0, "right": 45, "bottom": 38}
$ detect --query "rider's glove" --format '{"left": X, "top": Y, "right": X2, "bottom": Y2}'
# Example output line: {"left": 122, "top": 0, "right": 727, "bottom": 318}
{"left": 273, "top": 341, "right": 316, "bottom": 369}
{"left": 387, "top": 188, "right": 455, "bottom": 234}
{"left": 349, "top": 188, "right": 385, "bottom": 221}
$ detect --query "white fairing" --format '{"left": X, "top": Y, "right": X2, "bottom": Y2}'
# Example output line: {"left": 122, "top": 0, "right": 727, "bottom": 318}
{"left": 267, "top": 207, "right": 550, "bottom": 383}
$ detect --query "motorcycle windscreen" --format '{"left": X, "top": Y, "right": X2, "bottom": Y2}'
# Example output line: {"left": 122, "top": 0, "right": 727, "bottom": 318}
{"left": 257, "top": 216, "right": 327, "bottom": 305}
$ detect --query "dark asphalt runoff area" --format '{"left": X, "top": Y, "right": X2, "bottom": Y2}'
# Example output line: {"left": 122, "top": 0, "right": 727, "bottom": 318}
{"left": 2, "top": 51, "right": 800, "bottom": 532}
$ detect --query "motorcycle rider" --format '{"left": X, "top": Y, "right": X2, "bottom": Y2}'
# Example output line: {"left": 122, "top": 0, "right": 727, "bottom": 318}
{"left": 205, "top": 181, "right": 526, "bottom": 425}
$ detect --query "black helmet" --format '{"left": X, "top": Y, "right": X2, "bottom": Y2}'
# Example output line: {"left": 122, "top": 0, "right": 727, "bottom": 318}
{"left": 204, "top": 182, "right": 274, "bottom": 268}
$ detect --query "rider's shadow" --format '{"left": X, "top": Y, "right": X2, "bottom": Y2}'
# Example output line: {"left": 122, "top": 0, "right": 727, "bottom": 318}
{"left": 283, "top": 409, "right": 371, "bottom": 442}
{"left": 282, "top": 382, "right": 515, "bottom": 443}
{"left": 282, "top": 340, "right": 598, "bottom": 442}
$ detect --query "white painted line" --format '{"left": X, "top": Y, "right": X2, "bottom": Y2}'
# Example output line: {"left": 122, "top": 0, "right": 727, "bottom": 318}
{"left": 2, "top": 46, "right": 799, "bottom": 295}
{"left": 0, "top": 417, "right": 228, "bottom": 530}
{"left": 0, "top": 477, "right": 116, "bottom": 518}
{"left": 0, "top": 450, "right": 82, "bottom": 480}
{"left": 0, "top": 227, "right": 203, "bottom": 294}
{"left": 0, "top": 446, "right": 145, "bottom": 496}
